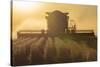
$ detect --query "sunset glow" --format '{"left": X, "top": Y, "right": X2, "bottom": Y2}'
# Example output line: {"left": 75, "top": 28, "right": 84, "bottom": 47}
{"left": 12, "top": 1, "right": 97, "bottom": 39}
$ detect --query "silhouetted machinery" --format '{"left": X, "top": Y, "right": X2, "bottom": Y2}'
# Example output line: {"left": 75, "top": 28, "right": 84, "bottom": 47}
{"left": 45, "top": 10, "right": 69, "bottom": 34}
{"left": 17, "top": 10, "right": 95, "bottom": 39}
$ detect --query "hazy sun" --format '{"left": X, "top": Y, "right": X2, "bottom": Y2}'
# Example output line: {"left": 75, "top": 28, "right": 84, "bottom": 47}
{"left": 13, "top": 1, "right": 40, "bottom": 12}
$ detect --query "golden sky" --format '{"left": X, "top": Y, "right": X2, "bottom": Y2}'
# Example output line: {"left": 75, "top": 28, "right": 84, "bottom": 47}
{"left": 12, "top": 0, "right": 97, "bottom": 39}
